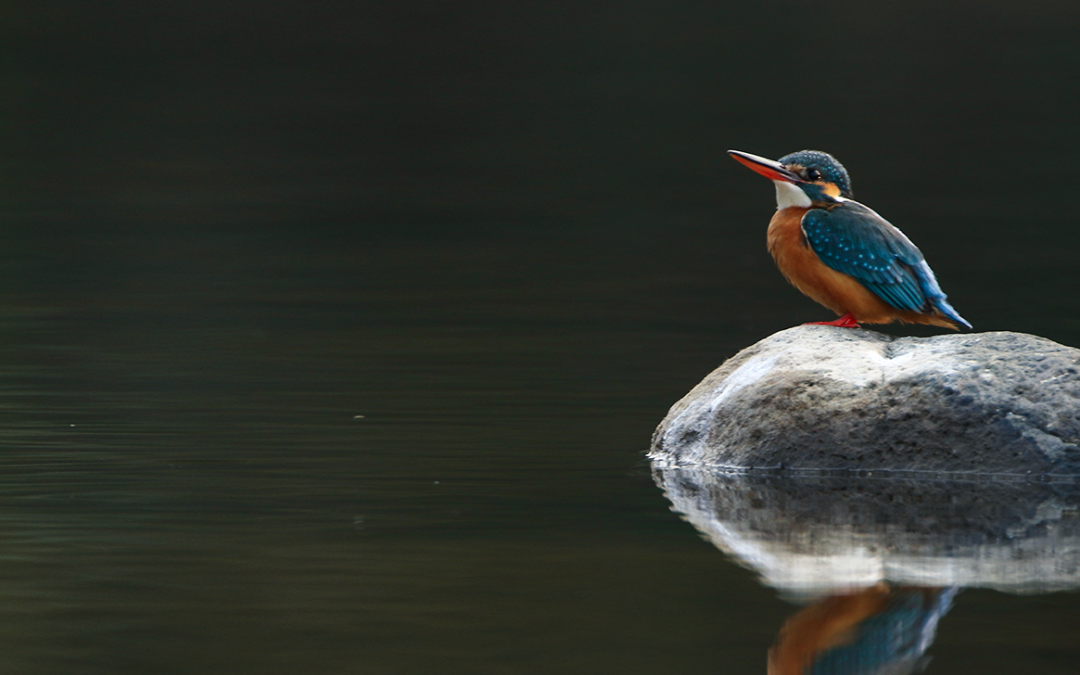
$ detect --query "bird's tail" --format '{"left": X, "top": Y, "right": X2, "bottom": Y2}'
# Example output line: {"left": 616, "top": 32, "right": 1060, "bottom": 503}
{"left": 912, "top": 260, "right": 972, "bottom": 330}
{"left": 932, "top": 297, "right": 972, "bottom": 330}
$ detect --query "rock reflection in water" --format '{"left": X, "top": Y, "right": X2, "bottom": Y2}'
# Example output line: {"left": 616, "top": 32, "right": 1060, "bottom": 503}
{"left": 652, "top": 465, "right": 1080, "bottom": 673}
{"left": 653, "top": 466, "right": 1080, "bottom": 595}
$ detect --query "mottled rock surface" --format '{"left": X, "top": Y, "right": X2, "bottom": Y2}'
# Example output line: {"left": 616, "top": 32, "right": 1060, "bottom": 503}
{"left": 649, "top": 327, "right": 1080, "bottom": 475}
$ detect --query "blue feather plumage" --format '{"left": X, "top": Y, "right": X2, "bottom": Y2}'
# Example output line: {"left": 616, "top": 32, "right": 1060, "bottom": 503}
{"left": 801, "top": 203, "right": 972, "bottom": 329}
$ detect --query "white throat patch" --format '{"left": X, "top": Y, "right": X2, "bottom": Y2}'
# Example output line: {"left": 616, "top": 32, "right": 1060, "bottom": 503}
{"left": 773, "top": 180, "right": 811, "bottom": 209}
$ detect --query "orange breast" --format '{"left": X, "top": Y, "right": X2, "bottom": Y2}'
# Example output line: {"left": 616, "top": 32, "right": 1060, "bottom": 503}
{"left": 766, "top": 207, "right": 952, "bottom": 327}
{"left": 767, "top": 585, "right": 892, "bottom": 675}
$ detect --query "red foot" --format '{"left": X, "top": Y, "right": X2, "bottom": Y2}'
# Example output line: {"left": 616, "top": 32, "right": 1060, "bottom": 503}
{"left": 804, "top": 313, "right": 860, "bottom": 328}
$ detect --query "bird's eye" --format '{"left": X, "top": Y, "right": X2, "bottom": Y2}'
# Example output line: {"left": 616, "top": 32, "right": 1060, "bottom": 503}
{"left": 806, "top": 169, "right": 821, "bottom": 181}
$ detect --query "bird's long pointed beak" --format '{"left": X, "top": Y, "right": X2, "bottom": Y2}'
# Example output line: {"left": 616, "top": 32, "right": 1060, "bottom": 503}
{"left": 728, "top": 150, "right": 802, "bottom": 183}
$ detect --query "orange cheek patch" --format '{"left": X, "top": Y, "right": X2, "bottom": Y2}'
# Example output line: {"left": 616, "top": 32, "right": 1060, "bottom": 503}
{"left": 816, "top": 181, "right": 842, "bottom": 198}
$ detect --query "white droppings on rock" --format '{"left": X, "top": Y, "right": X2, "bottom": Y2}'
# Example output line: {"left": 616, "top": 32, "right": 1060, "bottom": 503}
{"left": 706, "top": 354, "right": 778, "bottom": 410}
{"left": 660, "top": 354, "right": 779, "bottom": 463}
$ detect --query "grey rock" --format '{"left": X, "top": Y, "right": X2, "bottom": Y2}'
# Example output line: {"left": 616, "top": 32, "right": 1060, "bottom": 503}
{"left": 649, "top": 326, "right": 1080, "bottom": 476}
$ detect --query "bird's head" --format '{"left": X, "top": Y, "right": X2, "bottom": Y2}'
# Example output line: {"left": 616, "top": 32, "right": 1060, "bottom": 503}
{"left": 729, "top": 149, "right": 853, "bottom": 209}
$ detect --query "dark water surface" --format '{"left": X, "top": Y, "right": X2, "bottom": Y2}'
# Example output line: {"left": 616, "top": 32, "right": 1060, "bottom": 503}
{"left": 3, "top": 2, "right": 1080, "bottom": 673}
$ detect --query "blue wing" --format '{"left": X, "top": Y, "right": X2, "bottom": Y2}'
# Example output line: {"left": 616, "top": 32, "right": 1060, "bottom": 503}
{"left": 801, "top": 202, "right": 971, "bottom": 328}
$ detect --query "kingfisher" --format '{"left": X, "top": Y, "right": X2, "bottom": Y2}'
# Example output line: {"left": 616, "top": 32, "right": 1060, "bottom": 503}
{"left": 729, "top": 149, "right": 971, "bottom": 330}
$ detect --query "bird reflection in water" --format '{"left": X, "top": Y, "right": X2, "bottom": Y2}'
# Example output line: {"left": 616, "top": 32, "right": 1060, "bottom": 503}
{"left": 768, "top": 584, "right": 956, "bottom": 675}
{"left": 650, "top": 468, "right": 1080, "bottom": 673}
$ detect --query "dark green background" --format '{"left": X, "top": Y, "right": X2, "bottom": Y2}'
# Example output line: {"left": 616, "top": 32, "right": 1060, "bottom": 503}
{"left": 0, "top": 2, "right": 1078, "bottom": 673}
